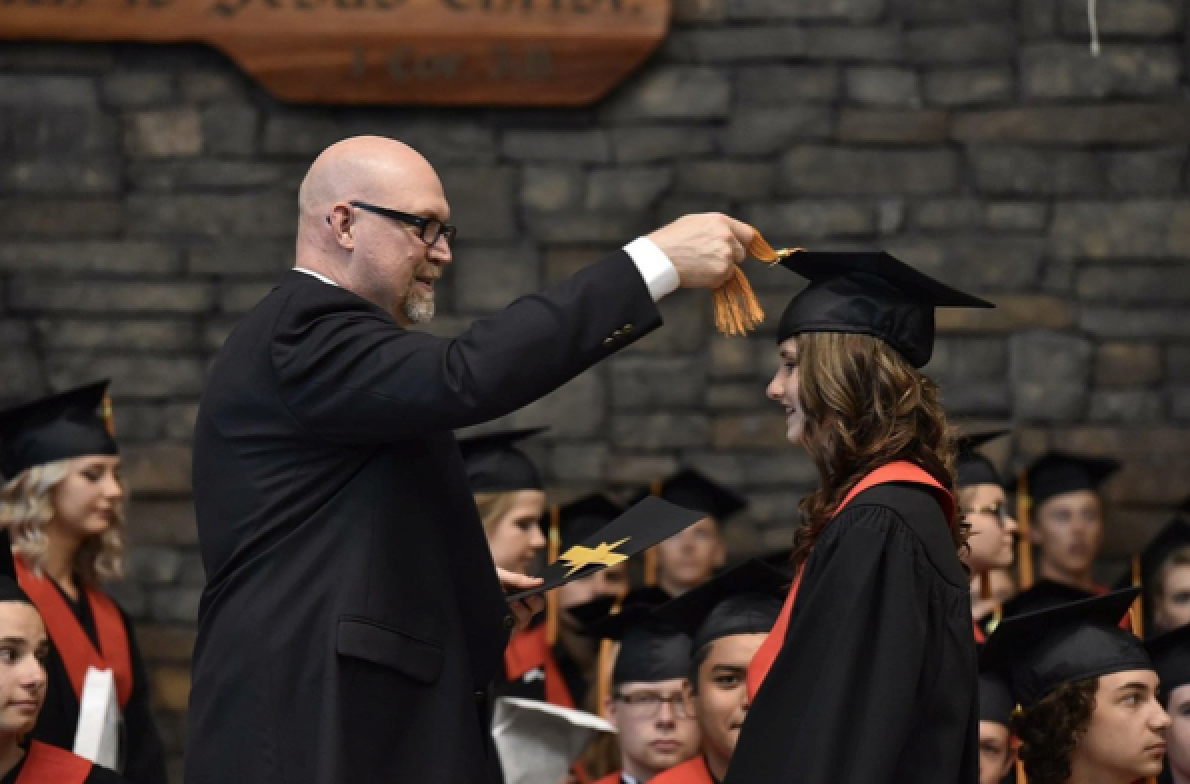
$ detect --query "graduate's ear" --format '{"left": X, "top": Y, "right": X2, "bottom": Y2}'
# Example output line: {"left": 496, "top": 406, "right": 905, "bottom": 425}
{"left": 604, "top": 696, "right": 619, "bottom": 729}
{"left": 328, "top": 203, "right": 355, "bottom": 251}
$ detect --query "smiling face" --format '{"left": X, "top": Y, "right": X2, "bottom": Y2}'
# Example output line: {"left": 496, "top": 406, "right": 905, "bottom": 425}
{"left": 1072, "top": 669, "right": 1170, "bottom": 784}
{"left": 766, "top": 338, "right": 804, "bottom": 446}
{"left": 692, "top": 633, "right": 765, "bottom": 780}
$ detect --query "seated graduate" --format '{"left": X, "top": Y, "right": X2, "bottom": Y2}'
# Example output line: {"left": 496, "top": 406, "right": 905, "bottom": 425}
{"left": 0, "top": 383, "right": 165, "bottom": 784}
{"left": 584, "top": 606, "right": 700, "bottom": 784}
{"left": 653, "top": 560, "right": 786, "bottom": 784}
{"left": 639, "top": 470, "right": 747, "bottom": 599}
{"left": 502, "top": 495, "right": 630, "bottom": 709}
{"left": 982, "top": 588, "right": 1169, "bottom": 784}
{"left": 957, "top": 430, "right": 1018, "bottom": 639}
{"left": 1121, "top": 500, "right": 1190, "bottom": 638}
{"left": 0, "top": 542, "right": 125, "bottom": 784}
{"left": 1015, "top": 452, "right": 1121, "bottom": 594}
{"left": 460, "top": 427, "right": 549, "bottom": 576}
{"left": 976, "top": 667, "right": 1017, "bottom": 784}
{"left": 1146, "top": 623, "right": 1190, "bottom": 784}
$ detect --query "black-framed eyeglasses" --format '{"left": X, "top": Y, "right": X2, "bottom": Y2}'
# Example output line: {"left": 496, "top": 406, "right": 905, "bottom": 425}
{"left": 963, "top": 503, "right": 1012, "bottom": 527}
{"left": 613, "top": 691, "right": 693, "bottom": 719}
{"left": 348, "top": 200, "right": 457, "bottom": 248}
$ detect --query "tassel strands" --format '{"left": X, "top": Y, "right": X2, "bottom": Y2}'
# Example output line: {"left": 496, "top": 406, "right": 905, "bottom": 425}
{"left": 1016, "top": 470, "right": 1034, "bottom": 591}
{"left": 1131, "top": 554, "right": 1144, "bottom": 640}
{"left": 643, "top": 477, "right": 663, "bottom": 587}
{"left": 546, "top": 504, "right": 561, "bottom": 647}
{"left": 711, "top": 230, "right": 803, "bottom": 337}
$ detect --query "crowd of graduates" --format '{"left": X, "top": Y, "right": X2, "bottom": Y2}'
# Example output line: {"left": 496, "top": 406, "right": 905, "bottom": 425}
{"left": 466, "top": 425, "right": 1190, "bottom": 784}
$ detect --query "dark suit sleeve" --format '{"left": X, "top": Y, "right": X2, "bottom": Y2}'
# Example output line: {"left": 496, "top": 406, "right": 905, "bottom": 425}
{"left": 117, "top": 608, "right": 168, "bottom": 784}
{"left": 724, "top": 507, "right": 928, "bottom": 784}
{"left": 272, "top": 251, "right": 662, "bottom": 442}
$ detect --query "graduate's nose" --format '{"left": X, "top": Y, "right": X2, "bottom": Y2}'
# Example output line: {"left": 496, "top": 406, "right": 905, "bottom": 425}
{"left": 766, "top": 370, "right": 784, "bottom": 403}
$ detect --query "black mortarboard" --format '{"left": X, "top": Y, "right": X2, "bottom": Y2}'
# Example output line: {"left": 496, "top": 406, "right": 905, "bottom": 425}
{"left": 0, "top": 530, "right": 12, "bottom": 582}
{"left": 1012, "top": 452, "right": 1121, "bottom": 509}
{"left": 642, "top": 469, "right": 748, "bottom": 525}
{"left": 0, "top": 576, "right": 31, "bottom": 606}
{"left": 0, "top": 381, "right": 118, "bottom": 479}
{"left": 981, "top": 588, "right": 1149, "bottom": 708}
{"left": 774, "top": 251, "right": 994, "bottom": 368}
{"left": 655, "top": 559, "right": 787, "bottom": 652}
{"left": 1118, "top": 517, "right": 1190, "bottom": 595}
{"left": 978, "top": 670, "right": 1015, "bottom": 727}
{"left": 568, "top": 586, "right": 672, "bottom": 630}
{"left": 459, "top": 427, "right": 547, "bottom": 494}
{"left": 584, "top": 606, "right": 691, "bottom": 685}
{"left": 510, "top": 497, "right": 706, "bottom": 600}
{"left": 957, "top": 430, "right": 1010, "bottom": 489}
{"left": 1147, "top": 624, "right": 1190, "bottom": 697}
{"left": 1001, "top": 579, "right": 1095, "bottom": 619}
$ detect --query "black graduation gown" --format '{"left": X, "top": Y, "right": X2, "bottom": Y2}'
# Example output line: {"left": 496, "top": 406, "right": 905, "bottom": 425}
{"left": 724, "top": 483, "right": 979, "bottom": 784}
{"left": 1, "top": 742, "right": 129, "bottom": 784}
{"left": 186, "top": 255, "right": 661, "bottom": 784}
{"left": 27, "top": 583, "right": 166, "bottom": 784}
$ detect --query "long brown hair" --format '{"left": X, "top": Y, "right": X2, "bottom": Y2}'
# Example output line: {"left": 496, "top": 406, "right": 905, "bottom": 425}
{"left": 791, "top": 332, "right": 962, "bottom": 570}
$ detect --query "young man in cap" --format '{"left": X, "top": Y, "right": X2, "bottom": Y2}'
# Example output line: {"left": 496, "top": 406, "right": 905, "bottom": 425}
{"left": 1123, "top": 500, "right": 1190, "bottom": 637}
{"left": 957, "top": 430, "right": 1018, "bottom": 636}
{"left": 643, "top": 470, "right": 748, "bottom": 599}
{"left": 1018, "top": 452, "right": 1121, "bottom": 594}
{"left": 983, "top": 588, "right": 1169, "bottom": 784}
{"left": 1147, "top": 623, "right": 1190, "bottom": 783}
{"left": 976, "top": 669, "right": 1016, "bottom": 784}
{"left": 586, "top": 608, "right": 700, "bottom": 784}
{"left": 653, "top": 560, "right": 786, "bottom": 784}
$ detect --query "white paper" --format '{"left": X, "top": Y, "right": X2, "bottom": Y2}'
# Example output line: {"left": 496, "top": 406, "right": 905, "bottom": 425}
{"left": 73, "top": 666, "right": 120, "bottom": 771}
{"left": 492, "top": 697, "right": 616, "bottom": 784}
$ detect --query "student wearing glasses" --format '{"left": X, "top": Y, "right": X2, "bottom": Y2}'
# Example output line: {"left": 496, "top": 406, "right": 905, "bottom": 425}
{"left": 956, "top": 430, "right": 1019, "bottom": 637}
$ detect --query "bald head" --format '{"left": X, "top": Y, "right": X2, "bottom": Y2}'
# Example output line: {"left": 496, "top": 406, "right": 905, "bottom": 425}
{"left": 298, "top": 136, "right": 442, "bottom": 220}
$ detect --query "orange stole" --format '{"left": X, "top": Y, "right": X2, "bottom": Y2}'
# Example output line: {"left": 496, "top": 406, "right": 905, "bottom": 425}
{"left": 592, "top": 774, "right": 622, "bottom": 784}
{"left": 504, "top": 624, "right": 577, "bottom": 710}
{"left": 15, "top": 741, "right": 93, "bottom": 784}
{"left": 746, "top": 462, "right": 955, "bottom": 700}
{"left": 650, "top": 755, "right": 714, "bottom": 784}
{"left": 15, "top": 558, "right": 132, "bottom": 709}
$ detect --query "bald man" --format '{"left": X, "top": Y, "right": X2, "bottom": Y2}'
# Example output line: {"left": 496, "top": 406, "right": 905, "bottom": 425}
{"left": 185, "top": 136, "right": 752, "bottom": 784}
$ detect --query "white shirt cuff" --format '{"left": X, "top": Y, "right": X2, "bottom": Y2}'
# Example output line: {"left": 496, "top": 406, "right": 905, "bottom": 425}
{"left": 623, "top": 237, "right": 680, "bottom": 302}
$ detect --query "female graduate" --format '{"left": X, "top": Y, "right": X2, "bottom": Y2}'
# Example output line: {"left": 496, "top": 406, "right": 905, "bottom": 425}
{"left": 0, "top": 383, "right": 166, "bottom": 784}
{"left": 725, "top": 251, "right": 992, "bottom": 784}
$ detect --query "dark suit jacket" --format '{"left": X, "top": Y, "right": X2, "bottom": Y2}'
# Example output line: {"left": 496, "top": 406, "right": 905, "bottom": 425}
{"left": 184, "top": 252, "right": 661, "bottom": 784}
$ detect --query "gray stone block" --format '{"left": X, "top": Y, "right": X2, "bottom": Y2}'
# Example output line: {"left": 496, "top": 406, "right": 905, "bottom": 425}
{"left": 124, "top": 547, "right": 183, "bottom": 585}
{"left": 925, "top": 337, "right": 1008, "bottom": 380}
{"left": 0, "top": 347, "right": 44, "bottom": 401}
{"left": 0, "top": 200, "right": 124, "bottom": 237}
{"left": 1051, "top": 201, "right": 1190, "bottom": 261}
{"left": 803, "top": 27, "right": 903, "bottom": 61}
{"left": 35, "top": 320, "right": 198, "bottom": 351}
{"left": 1010, "top": 330, "right": 1093, "bottom": 422}
{"left": 164, "top": 402, "right": 201, "bottom": 441}
{"left": 1079, "top": 308, "right": 1190, "bottom": 339}
{"left": 1077, "top": 265, "right": 1190, "bottom": 303}
{"left": 0, "top": 159, "right": 120, "bottom": 195}
{"left": 906, "top": 24, "right": 1016, "bottom": 63}
{"left": 1095, "top": 343, "right": 1164, "bottom": 385}
{"left": 548, "top": 443, "right": 608, "bottom": 482}
{"left": 1090, "top": 390, "right": 1165, "bottom": 422}
{"left": 724, "top": 108, "right": 833, "bottom": 155}
{"left": 607, "top": 67, "right": 730, "bottom": 120}
{"left": 985, "top": 203, "right": 1049, "bottom": 231}
{"left": 742, "top": 201, "right": 877, "bottom": 239}
{"left": 837, "top": 110, "right": 948, "bottom": 143}
{"left": 501, "top": 130, "right": 611, "bottom": 163}
{"left": 503, "top": 371, "right": 605, "bottom": 438}
{"left": 150, "top": 588, "right": 202, "bottom": 623}
{"left": 1059, "top": 0, "right": 1184, "bottom": 35}
{"left": 47, "top": 355, "right": 207, "bottom": 398}
{"left": 938, "top": 383, "right": 1013, "bottom": 416}
{"left": 218, "top": 282, "right": 274, "bottom": 314}
{"left": 779, "top": 146, "right": 958, "bottom": 195}
{"left": 707, "top": 381, "right": 765, "bottom": 409}
{"left": 663, "top": 27, "right": 807, "bottom": 62}
{"left": 521, "top": 167, "right": 584, "bottom": 212}
{"left": 179, "top": 69, "right": 250, "bottom": 104}
{"left": 612, "top": 413, "right": 710, "bottom": 449}
{"left": 605, "top": 454, "right": 681, "bottom": 484}
{"left": 726, "top": 0, "right": 884, "bottom": 21}
{"left": 523, "top": 210, "right": 648, "bottom": 244}
{"left": 736, "top": 66, "right": 840, "bottom": 106}
{"left": 675, "top": 161, "right": 773, "bottom": 200}
{"left": 844, "top": 67, "right": 920, "bottom": 107}
{"left": 883, "top": 236, "right": 1046, "bottom": 289}
{"left": 0, "top": 108, "right": 119, "bottom": 153}
{"left": 586, "top": 167, "right": 673, "bottom": 210}
{"left": 261, "top": 112, "right": 342, "bottom": 157}
{"left": 0, "top": 241, "right": 180, "bottom": 275}
{"left": 711, "top": 413, "right": 789, "bottom": 449}
{"left": 10, "top": 280, "right": 212, "bottom": 314}
{"left": 911, "top": 200, "right": 982, "bottom": 231}
{"left": 969, "top": 147, "right": 1102, "bottom": 195}
{"left": 127, "top": 192, "right": 293, "bottom": 238}
{"left": 128, "top": 161, "right": 294, "bottom": 190}
{"left": 439, "top": 166, "right": 517, "bottom": 241}
{"left": 452, "top": 243, "right": 540, "bottom": 313}
{"left": 1171, "top": 388, "right": 1190, "bottom": 422}
{"left": 893, "top": 0, "right": 1012, "bottom": 19}
{"left": 1105, "top": 148, "right": 1186, "bottom": 195}
{"left": 1169, "top": 347, "right": 1190, "bottom": 381}
{"left": 610, "top": 356, "right": 706, "bottom": 407}
{"left": 625, "top": 290, "right": 707, "bottom": 354}
{"left": 125, "top": 109, "right": 204, "bottom": 158}
{"left": 187, "top": 241, "right": 293, "bottom": 277}
{"left": 201, "top": 104, "right": 259, "bottom": 156}
{"left": 0, "top": 75, "right": 97, "bottom": 107}
{"left": 612, "top": 127, "right": 716, "bottom": 163}
{"left": 952, "top": 105, "right": 1190, "bottom": 144}
{"left": 924, "top": 68, "right": 1014, "bottom": 107}
{"left": 101, "top": 72, "right": 174, "bottom": 108}
{"left": 1021, "top": 44, "right": 1182, "bottom": 99}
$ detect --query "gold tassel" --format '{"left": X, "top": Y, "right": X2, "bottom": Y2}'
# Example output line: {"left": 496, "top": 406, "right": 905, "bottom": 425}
{"left": 1017, "top": 471, "right": 1033, "bottom": 591}
{"left": 1131, "top": 554, "right": 1144, "bottom": 639}
{"left": 101, "top": 394, "right": 116, "bottom": 438}
{"left": 1015, "top": 757, "right": 1026, "bottom": 784}
{"left": 979, "top": 571, "right": 992, "bottom": 601}
{"left": 546, "top": 504, "right": 561, "bottom": 647}
{"left": 595, "top": 599, "right": 623, "bottom": 719}
{"left": 711, "top": 230, "right": 803, "bottom": 337}
{"left": 642, "top": 477, "right": 664, "bottom": 587}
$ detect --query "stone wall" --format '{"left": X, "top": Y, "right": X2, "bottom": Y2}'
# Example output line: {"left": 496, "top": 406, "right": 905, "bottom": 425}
{"left": 1, "top": 0, "right": 1188, "bottom": 775}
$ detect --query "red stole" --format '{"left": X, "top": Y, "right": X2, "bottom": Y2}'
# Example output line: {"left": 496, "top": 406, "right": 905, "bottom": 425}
{"left": 15, "top": 741, "right": 92, "bottom": 784}
{"left": 504, "top": 624, "right": 578, "bottom": 710}
{"left": 592, "top": 774, "right": 622, "bottom": 784}
{"left": 651, "top": 755, "right": 715, "bottom": 784}
{"left": 14, "top": 557, "right": 132, "bottom": 709}
{"left": 747, "top": 462, "right": 955, "bottom": 699}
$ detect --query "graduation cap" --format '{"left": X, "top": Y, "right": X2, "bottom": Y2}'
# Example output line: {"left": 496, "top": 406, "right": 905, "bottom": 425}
{"left": 1012, "top": 452, "right": 1121, "bottom": 510}
{"left": 458, "top": 427, "right": 547, "bottom": 494}
{"left": 981, "top": 588, "right": 1149, "bottom": 708}
{"left": 1146, "top": 624, "right": 1190, "bottom": 698}
{"left": 510, "top": 496, "right": 707, "bottom": 601}
{"left": 642, "top": 469, "right": 748, "bottom": 524}
{"left": 957, "top": 429, "right": 1010, "bottom": 489}
{"left": 1000, "top": 579, "right": 1095, "bottom": 619}
{"left": 1133, "top": 517, "right": 1190, "bottom": 592}
{"left": 491, "top": 697, "right": 615, "bottom": 784}
{"left": 547, "top": 494, "right": 625, "bottom": 554}
{"left": 0, "top": 381, "right": 118, "bottom": 479}
{"left": 656, "top": 558, "right": 788, "bottom": 653}
{"left": 978, "top": 670, "right": 1015, "bottom": 728}
{"left": 583, "top": 605, "right": 691, "bottom": 686}
{"left": 774, "top": 251, "right": 994, "bottom": 368}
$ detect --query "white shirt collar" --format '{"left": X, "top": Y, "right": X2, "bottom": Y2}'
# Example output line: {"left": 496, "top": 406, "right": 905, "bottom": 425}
{"left": 293, "top": 267, "right": 340, "bottom": 288}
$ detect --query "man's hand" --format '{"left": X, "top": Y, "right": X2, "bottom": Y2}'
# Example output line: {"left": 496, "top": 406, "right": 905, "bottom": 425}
{"left": 647, "top": 213, "right": 756, "bottom": 290}
{"left": 498, "top": 567, "right": 546, "bottom": 633}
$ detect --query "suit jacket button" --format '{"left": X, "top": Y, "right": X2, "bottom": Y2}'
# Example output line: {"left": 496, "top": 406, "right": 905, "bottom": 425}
{"left": 475, "top": 690, "right": 486, "bottom": 701}
{"left": 503, "top": 614, "right": 516, "bottom": 630}
{"left": 622, "top": 324, "right": 633, "bottom": 333}
{"left": 603, "top": 337, "right": 614, "bottom": 346}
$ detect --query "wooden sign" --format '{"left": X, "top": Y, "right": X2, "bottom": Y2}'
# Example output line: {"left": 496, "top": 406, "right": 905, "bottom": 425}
{"left": 0, "top": 0, "right": 671, "bottom": 106}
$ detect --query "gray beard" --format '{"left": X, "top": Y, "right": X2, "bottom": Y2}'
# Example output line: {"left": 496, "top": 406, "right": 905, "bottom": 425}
{"left": 402, "top": 289, "right": 435, "bottom": 324}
